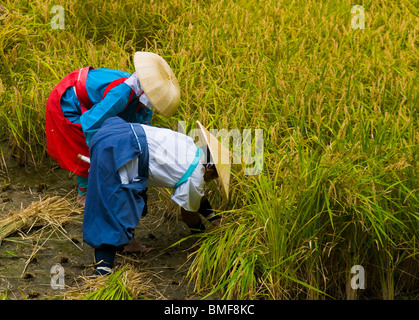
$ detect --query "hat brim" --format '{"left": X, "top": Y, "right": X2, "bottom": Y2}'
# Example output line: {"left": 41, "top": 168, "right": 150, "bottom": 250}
{"left": 195, "top": 121, "right": 231, "bottom": 201}
{"left": 134, "top": 52, "right": 180, "bottom": 118}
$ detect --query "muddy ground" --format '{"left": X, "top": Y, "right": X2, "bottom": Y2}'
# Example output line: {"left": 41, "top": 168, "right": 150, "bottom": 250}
{"left": 0, "top": 154, "right": 215, "bottom": 300}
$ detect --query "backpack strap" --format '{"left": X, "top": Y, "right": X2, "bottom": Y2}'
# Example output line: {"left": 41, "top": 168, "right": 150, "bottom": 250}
{"left": 102, "top": 77, "right": 135, "bottom": 115}
{"left": 75, "top": 68, "right": 135, "bottom": 115}
{"left": 74, "top": 66, "right": 94, "bottom": 113}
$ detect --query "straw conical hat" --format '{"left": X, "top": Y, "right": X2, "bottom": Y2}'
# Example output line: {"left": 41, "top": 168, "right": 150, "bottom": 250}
{"left": 134, "top": 52, "right": 180, "bottom": 118}
{"left": 195, "top": 121, "right": 231, "bottom": 201}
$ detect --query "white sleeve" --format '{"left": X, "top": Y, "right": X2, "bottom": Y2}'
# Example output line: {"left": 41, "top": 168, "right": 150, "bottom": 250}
{"left": 123, "top": 72, "right": 154, "bottom": 108}
{"left": 123, "top": 72, "right": 142, "bottom": 97}
{"left": 117, "top": 158, "right": 139, "bottom": 184}
{"left": 171, "top": 164, "right": 205, "bottom": 212}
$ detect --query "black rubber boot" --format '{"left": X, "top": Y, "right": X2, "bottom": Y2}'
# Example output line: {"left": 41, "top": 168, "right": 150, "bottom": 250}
{"left": 199, "top": 199, "right": 222, "bottom": 223}
{"left": 187, "top": 218, "right": 206, "bottom": 234}
{"left": 94, "top": 247, "right": 117, "bottom": 276}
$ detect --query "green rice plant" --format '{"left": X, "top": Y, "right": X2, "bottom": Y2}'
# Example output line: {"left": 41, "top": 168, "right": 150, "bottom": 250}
{"left": 0, "top": 290, "right": 8, "bottom": 300}
{"left": 0, "top": 0, "right": 170, "bottom": 166}
{"left": 61, "top": 264, "right": 160, "bottom": 300}
{"left": 82, "top": 267, "right": 135, "bottom": 300}
{"left": 189, "top": 173, "right": 331, "bottom": 300}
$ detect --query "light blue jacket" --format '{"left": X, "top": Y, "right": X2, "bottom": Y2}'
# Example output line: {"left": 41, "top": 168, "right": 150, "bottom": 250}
{"left": 60, "top": 68, "right": 153, "bottom": 145}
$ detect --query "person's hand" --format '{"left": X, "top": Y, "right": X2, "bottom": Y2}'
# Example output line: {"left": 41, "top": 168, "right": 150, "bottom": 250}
{"left": 207, "top": 217, "right": 223, "bottom": 232}
{"left": 124, "top": 72, "right": 142, "bottom": 96}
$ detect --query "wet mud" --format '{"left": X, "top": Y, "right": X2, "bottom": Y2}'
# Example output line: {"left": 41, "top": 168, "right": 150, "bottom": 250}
{"left": 0, "top": 154, "right": 208, "bottom": 300}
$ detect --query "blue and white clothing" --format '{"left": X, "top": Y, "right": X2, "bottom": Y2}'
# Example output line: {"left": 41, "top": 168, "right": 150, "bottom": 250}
{"left": 83, "top": 117, "right": 205, "bottom": 249}
{"left": 60, "top": 68, "right": 153, "bottom": 146}
{"left": 119, "top": 124, "right": 205, "bottom": 213}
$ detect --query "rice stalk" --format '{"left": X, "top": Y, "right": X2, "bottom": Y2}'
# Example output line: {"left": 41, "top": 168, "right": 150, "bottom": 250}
{"left": 59, "top": 264, "right": 163, "bottom": 300}
{"left": 0, "top": 196, "right": 83, "bottom": 241}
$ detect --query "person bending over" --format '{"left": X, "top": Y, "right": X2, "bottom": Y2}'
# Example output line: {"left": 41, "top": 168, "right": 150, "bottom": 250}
{"left": 83, "top": 117, "right": 230, "bottom": 275}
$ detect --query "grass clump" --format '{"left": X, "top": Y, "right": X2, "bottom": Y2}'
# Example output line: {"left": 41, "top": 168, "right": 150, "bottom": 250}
{"left": 61, "top": 264, "right": 161, "bottom": 300}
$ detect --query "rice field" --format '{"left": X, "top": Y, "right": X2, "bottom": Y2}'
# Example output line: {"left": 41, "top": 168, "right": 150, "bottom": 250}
{"left": 0, "top": 0, "right": 418, "bottom": 299}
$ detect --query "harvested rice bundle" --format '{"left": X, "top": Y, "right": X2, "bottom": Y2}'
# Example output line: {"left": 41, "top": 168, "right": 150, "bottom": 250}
{"left": 0, "top": 196, "right": 83, "bottom": 241}
{"left": 61, "top": 264, "right": 162, "bottom": 300}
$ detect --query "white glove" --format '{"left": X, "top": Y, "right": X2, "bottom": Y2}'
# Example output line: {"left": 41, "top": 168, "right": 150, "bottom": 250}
{"left": 124, "top": 72, "right": 142, "bottom": 96}
{"left": 124, "top": 72, "right": 154, "bottom": 108}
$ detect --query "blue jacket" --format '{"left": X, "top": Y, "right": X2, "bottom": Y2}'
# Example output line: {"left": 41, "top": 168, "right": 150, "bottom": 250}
{"left": 83, "top": 117, "right": 149, "bottom": 249}
{"left": 60, "top": 68, "right": 153, "bottom": 146}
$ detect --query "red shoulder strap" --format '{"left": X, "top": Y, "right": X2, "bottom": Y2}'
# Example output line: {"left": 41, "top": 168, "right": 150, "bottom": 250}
{"left": 75, "top": 66, "right": 94, "bottom": 112}
{"left": 76, "top": 72, "right": 135, "bottom": 115}
{"left": 102, "top": 77, "right": 128, "bottom": 99}
{"left": 102, "top": 77, "right": 135, "bottom": 115}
